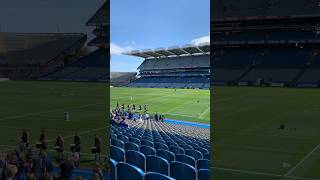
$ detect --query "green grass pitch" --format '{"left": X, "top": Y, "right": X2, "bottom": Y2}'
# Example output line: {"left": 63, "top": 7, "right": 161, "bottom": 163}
{"left": 110, "top": 87, "right": 210, "bottom": 123}
{"left": 0, "top": 81, "right": 108, "bottom": 166}
{"left": 213, "top": 86, "right": 320, "bottom": 180}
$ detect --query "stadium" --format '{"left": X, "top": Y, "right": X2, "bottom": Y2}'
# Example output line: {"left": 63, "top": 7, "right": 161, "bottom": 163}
{"left": 0, "top": 1, "right": 109, "bottom": 179}
{"left": 108, "top": 0, "right": 210, "bottom": 179}
{"left": 212, "top": 0, "right": 320, "bottom": 179}
{"left": 109, "top": 43, "right": 211, "bottom": 180}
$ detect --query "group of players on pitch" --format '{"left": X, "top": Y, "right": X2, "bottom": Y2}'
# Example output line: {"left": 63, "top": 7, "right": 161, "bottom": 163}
{"left": 111, "top": 102, "right": 165, "bottom": 128}
{"left": 19, "top": 129, "right": 102, "bottom": 163}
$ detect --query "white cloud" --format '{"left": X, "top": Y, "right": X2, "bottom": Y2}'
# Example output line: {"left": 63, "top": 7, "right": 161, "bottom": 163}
{"left": 110, "top": 43, "right": 135, "bottom": 55}
{"left": 191, "top": 35, "right": 210, "bottom": 45}
{"left": 110, "top": 42, "right": 145, "bottom": 56}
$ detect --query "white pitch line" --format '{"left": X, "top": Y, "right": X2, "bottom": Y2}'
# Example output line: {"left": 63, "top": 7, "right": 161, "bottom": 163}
{"left": 213, "top": 167, "right": 320, "bottom": 180}
{"left": 198, "top": 106, "right": 210, "bottom": 119}
{"left": 285, "top": 143, "right": 320, "bottom": 176}
{"left": 0, "top": 102, "right": 106, "bottom": 122}
{"left": 212, "top": 167, "right": 282, "bottom": 177}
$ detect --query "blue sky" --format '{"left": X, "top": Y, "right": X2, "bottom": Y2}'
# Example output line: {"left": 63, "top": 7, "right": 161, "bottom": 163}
{"left": 111, "top": 0, "right": 210, "bottom": 72}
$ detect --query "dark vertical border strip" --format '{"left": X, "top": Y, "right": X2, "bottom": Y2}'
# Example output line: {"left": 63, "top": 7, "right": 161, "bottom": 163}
{"left": 210, "top": 0, "right": 214, "bottom": 178}
{"left": 105, "top": 0, "right": 111, "bottom": 166}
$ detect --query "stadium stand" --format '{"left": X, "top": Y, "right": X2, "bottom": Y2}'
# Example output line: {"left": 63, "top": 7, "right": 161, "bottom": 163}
{"left": 110, "top": 107, "right": 210, "bottom": 180}
{"left": 0, "top": 33, "right": 86, "bottom": 80}
{"left": 40, "top": 1, "right": 108, "bottom": 82}
{"left": 212, "top": 0, "right": 320, "bottom": 88}
{"left": 110, "top": 72, "right": 137, "bottom": 86}
{"left": 126, "top": 43, "right": 210, "bottom": 89}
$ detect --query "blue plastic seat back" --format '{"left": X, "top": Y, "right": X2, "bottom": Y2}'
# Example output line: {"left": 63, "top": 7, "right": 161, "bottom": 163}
{"left": 141, "top": 139, "right": 154, "bottom": 148}
{"left": 110, "top": 158, "right": 117, "bottom": 180}
{"left": 110, "top": 145, "right": 125, "bottom": 162}
{"left": 110, "top": 132, "right": 117, "bottom": 140}
{"left": 154, "top": 142, "right": 169, "bottom": 151}
{"left": 180, "top": 144, "right": 193, "bottom": 151}
{"left": 156, "top": 149, "right": 175, "bottom": 163}
{"left": 116, "top": 162, "right": 145, "bottom": 180}
{"left": 117, "top": 134, "right": 129, "bottom": 143}
{"left": 125, "top": 142, "right": 140, "bottom": 151}
{"left": 197, "top": 159, "right": 210, "bottom": 170}
{"left": 176, "top": 154, "right": 196, "bottom": 167}
{"left": 170, "top": 161, "right": 196, "bottom": 180}
{"left": 185, "top": 149, "right": 203, "bottom": 161}
{"left": 203, "top": 153, "right": 210, "bottom": 160}
{"left": 140, "top": 145, "right": 156, "bottom": 156}
{"left": 146, "top": 155, "right": 169, "bottom": 175}
{"left": 111, "top": 139, "right": 124, "bottom": 149}
{"left": 169, "top": 146, "right": 185, "bottom": 155}
{"left": 144, "top": 172, "right": 175, "bottom": 180}
{"left": 125, "top": 150, "right": 146, "bottom": 171}
{"left": 195, "top": 147, "right": 209, "bottom": 155}
{"left": 198, "top": 169, "right": 210, "bottom": 180}
{"left": 129, "top": 137, "right": 141, "bottom": 146}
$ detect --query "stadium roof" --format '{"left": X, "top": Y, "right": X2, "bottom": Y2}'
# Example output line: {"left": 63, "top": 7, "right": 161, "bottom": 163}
{"left": 86, "top": 1, "right": 108, "bottom": 26}
{"left": 125, "top": 42, "right": 210, "bottom": 59}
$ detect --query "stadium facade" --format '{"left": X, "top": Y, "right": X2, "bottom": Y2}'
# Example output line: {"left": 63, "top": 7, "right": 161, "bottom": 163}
{"left": 125, "top": 43, "right": 210, "bottom": 89}
{"left": 40, "top": 1, "right": 108, "bottom": 82}
{"left": 0, "top": 32, "right": 86, "bottom": 80}
{"left": 212, "top": 0, "right": 320, "bottom": 87}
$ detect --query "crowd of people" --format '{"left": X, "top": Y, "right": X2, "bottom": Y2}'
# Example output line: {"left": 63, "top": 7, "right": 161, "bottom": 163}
{"left": 0, "top": 129, "right": 105, "bottom": 179}
{"left": 110, "top": 103, "right": 165, "bottom": 128}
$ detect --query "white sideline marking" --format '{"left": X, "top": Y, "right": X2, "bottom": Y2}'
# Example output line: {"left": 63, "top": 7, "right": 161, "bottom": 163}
{"left": 0, "top": 102, "right": 106, "bottom": 121}
{"left": 213, "top": 167, "right": 320, "bottom": 180}
{"left": 198, "top": 106, "right": 210, "bottom": 119}
{"left": 285, "top": 143, "right": 320, "bottom": 176}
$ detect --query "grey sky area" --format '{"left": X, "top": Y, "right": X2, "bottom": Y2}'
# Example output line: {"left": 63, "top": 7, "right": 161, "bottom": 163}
{"left": 0, "top": 0, "right": 105, "bottom": 40}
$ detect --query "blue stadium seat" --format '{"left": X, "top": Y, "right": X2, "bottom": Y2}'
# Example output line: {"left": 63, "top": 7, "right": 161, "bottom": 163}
{"left": 195, "top": 147, "right": 209, "bottom": 155}
{"left": 110, "top": 158, "right": 117, "bottom": 180}
{"left": 154, "top": 142, "right": 169, "bottom": 151}
{"left": 129, "top": 137, "right": 141, "bottom": 146}
{"left": 141, "top": 139, "right": 154, "bottom": 148}
{"left": 110, "top": 145, "right": 125, "bottom": 162}
{"left": 175, "top": 154, "right": 196, "bottom": 167}
{"left": 140, "top": 145, "right": 156, "bottom": 156}
{"left": 146, "top": 155, "right": 169, "bottom": 175}
{"left": 154, "top": 139, "right": 166, "bottom": 144}
{"left": 144, "top": 172, "right": 175, "bottom": 180}
{"left": 203, "top": 153, "right": 210, "bottom": 160}
{"left": 198, "top": 169, "right": 210, "bottom": 180}
{"left": 180, "top": 144, "right": 193, "bottom": 151}
{"left": 116, "top": 162, "right": 145, "bottom": 180}
{"left": 170, "top": 161, "right": 196, "bottom": 180}
{"left": 185, "top": 149, "right": 203, "bottom": 161}
{"left": 143, "top": 136, "right": 153, "bottom": 142}
{"left": 169, "top": 146, "right": 185, "bottom": 155}
{"left": 110, "top": 132, "right": 117, "bottom": 140}
{"left": 111, "top": 139, "right": 124, "bottom": 149}
{"left": 188, "top": 142, "right": 199, "bottom": 148}
{"left": 156, "top": 149, "right": 175, "bottom": 163}
{"left": 125, "top": 150, "right": 146, "bottom": 171}
{"left": 125, "top": 142, "right": 140, "bottom": 151}
{"left": 197, "top": 159, "right": 210, "bottom": 170}
{"left": 117, "top": 134, "right": 129, "bottom": 143}
{"left": 166, "top": 141, "right": 179, "bottom": 147}
{"left": 133, "top": 134, "right": 142, "bottom": 140}
{"left": 123, "top": 132, "right": 132, "bottom": 138}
